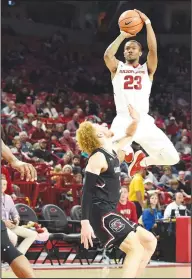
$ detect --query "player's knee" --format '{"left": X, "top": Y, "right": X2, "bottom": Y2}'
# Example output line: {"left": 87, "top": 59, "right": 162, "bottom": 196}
{"left": 120, "top": 233, "right": 144, "bottom": 256}
{"left": 149, "top": 233, "right": 157, "bottom": 253}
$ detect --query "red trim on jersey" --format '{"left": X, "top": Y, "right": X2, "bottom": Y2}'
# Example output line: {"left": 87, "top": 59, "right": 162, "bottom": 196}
{"left": 125, "top": 63, "right": 140, "bottom": 68}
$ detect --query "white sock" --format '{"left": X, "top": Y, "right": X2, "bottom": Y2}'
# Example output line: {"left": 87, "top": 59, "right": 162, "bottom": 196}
{"left": 122, "top": 145, "right": 133, "bottom": 155}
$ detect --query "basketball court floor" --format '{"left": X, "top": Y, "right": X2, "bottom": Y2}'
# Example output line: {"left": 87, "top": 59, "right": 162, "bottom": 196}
{"left": 2, "top": 262, "right": 191, "bottom": 278}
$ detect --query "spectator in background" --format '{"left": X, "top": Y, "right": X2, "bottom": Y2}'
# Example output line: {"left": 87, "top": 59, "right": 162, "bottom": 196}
{"left": 19, "top": 131, "right": 32, "bottom": 153}
{"left": 154, "top": 113, "right": 166, "bottom": 131}
{"left": 17, "top": 111, "right": 25, "bottom": 129}
{"left": 34, "top": 99, "right": 44, "bottom": 115}
{"left": 166, "top": 179, "right": 180, "bottom": 196}
{"left": 23, "top": 113, "right": 35, "bottom": 133}
{"left": 117, "top": 187, "right": 138, "bottom": 223}
{"left": 73, "top": 173, "right": 83, "bottom": 184}
{"left": 2, "top": 100, "right": 16, "bottom": 117}
{"left": 122, "top": 177, "right": 132, "bottom": 189}
{"left": 22, "top": 97, "right": 37, "bottom": 115}
{"left": 142, "top": 193, "right": 163, "bottom": 231}
{"left": 10, "top": 138, "right": 22, "bottom": 154}
{"left": 58, "top": 151, "right": 73, "bottom": 167}
{"left": 163, "top": 192, "right": 186, "bottom": 219}
{"left": 71, "top": 155, "right": 81, "bottom": 174}
{"left": 63, "top": 164, "right": 73, "bottom": 174}
{"left": 32, "top": 139, "right": 53, "bottom": 165}
{"left": 166, "top": 116, "right": 179, "bottom": 144}
{"left": 175, "top": 136, "right": 191, "bottom": 154}
{"left": 159, "top": 166, "right": 175, "bottom": 186}
{"left": 30, "top": 120, "right": 46, "bottom": 142}
{"left": 129, "top": 169, "right": 147, "bottom": 218}
{"left": 6, "top": 114, "right": 22, "bottom": 140}
{"left": 145, "top": 169, "right": 159, "bottom": 186}
{"left": 59, "top": 130, "right": 77, "bottom": 154}
{"left": 144, "top": 178, "right": 158, "bottom": 195}
{"left": 43, "top": 101, "right": 58, "bottom": 118}
{"left": 66, "top": 113, "right": 79, "bottom": 137}
{"left": 62, "top": 107, "right": 71, "bottom": 120}
{"left": 16, "top": 87, "right": 29, "bottom": 104}
{"left": 54, "top": 124, "right": 65, "bottom": 139}
{"left": 120, "top": 161, "right": 129, "bottom": 178}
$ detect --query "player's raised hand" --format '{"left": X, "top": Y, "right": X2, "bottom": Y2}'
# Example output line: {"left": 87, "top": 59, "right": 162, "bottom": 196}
{"left": 128, "top": 104, "right": 140, "bottom": 122}
{"left": 134, "top": 9, "right": 149, "bottom": 22}
{"left": 120, "top": 30, "right": 137, "bottom": 39}
{"left": 81, "top": 220, "right": 96, "bottom": 249}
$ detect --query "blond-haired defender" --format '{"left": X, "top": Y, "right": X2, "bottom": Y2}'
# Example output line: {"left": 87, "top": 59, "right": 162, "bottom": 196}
{"left": 76, "top": 105, "right": 157, "bottom": 278}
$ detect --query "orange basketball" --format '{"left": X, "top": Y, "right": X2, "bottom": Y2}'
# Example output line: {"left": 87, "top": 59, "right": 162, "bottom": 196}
{"left": 118, "top": 10, "right": 144, "bottom": 35}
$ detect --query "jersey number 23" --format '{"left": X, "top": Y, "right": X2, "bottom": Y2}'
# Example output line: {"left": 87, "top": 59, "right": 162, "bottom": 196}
{"left": 124, "top": 75, "right": 142, "bottom": 90}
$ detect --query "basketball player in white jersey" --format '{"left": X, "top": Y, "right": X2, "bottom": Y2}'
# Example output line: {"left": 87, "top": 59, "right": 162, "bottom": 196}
{"left": 104, "top": 9, "right": 179, "bottom": 177}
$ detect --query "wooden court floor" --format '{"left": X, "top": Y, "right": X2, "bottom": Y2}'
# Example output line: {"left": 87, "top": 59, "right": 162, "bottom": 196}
{"left": 2, "top": 265, "right": 191, "bottom": 278}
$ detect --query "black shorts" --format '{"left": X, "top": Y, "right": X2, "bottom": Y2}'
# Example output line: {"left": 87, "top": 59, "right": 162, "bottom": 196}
{"left": 1, "top": 220, "right": 22, "bottom": 264}
{"left": 90, "top": 202, "right": 138, "bottom": 248}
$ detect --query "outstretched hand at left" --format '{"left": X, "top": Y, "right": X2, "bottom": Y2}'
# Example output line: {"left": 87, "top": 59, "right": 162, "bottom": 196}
{"left": 11, "top": 160, "right": 37, "bottom": 182}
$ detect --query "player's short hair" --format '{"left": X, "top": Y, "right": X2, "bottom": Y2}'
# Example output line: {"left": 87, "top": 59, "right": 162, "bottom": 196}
{"left": 125, "top": 40, "right": 142, "bottom": 51}
{"left": 76, "top": 122, "right": 102, "bottom": 155}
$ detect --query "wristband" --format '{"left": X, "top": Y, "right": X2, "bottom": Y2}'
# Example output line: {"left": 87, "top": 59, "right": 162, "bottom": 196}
{"left": 145, "top": 19, "right": 151, "bottom": 25}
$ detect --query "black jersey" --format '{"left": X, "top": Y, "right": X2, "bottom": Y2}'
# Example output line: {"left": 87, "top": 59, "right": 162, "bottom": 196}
{"left": 89, "top": 147, "right": 121, "bottom": 205}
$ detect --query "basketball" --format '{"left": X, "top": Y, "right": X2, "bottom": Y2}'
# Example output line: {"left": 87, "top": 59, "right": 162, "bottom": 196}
{"left": 118, "top": 10, "right": 144, "bottom": 35}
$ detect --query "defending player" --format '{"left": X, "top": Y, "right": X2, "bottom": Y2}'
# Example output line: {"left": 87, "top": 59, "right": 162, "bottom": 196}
{"left": 104, "top": 9, "right": 179, "bottom": 177}
{"left": 77, "top": 105, "right": 157, "bottom": 278}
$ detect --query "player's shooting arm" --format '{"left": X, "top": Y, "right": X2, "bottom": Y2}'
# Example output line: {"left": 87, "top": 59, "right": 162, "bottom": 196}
{"left": 135, "top": 10, "right": 158, "bottom": 78}
{"left": 103, "top": 34, "right": 124, "bottom": 73}
{"left": 81, "top": 152, "right": 105, "bottom": 223}
{"left": 146, "top": 22, "right": 158, "bottom": 77}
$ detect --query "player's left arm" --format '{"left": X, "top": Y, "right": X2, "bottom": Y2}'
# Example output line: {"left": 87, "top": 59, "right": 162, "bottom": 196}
{"left": 135, "top": 9, "right": 158, "bottom": 80}
{"left": 113, "top": 105, "right": 139, "bottom": 159}
{"left": 81, "top": 152, "right": 105, "bottom": 249}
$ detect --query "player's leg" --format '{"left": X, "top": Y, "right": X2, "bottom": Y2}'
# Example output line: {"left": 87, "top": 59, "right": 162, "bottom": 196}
{"left": 102, "top": 213, "right": 145, "bottom": 278}
{"left": 129, "top": 120, "right": 179, "bottom": 176}
{"left": 119, "top": 231, "right": 145, "bottom": 278}
{"left": 10, "top": 255, "right": 36, "bottom": 278}
{"left": 111, "top": 115, "right": 134, "bottom": 163}
{"left": 1, "top": 224, "right": 36, "bottom": 278}
{"left": 11, "top": 226, "right": 37, "bottom": 255}
{"left": 135, "top": 226, "right": 157, "bottom": 277}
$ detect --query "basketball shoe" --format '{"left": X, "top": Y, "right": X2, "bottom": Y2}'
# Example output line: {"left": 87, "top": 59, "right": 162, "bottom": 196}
{"left": 128, "top": 150, "right": 146, "bottom": 177}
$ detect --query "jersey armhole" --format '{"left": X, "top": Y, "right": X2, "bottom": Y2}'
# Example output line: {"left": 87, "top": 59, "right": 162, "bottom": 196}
{"left": 112, "top": 61, "right": 123, "bottom": 82}
{"left": 143, "top": 62, "right": 153, "bottom": 83}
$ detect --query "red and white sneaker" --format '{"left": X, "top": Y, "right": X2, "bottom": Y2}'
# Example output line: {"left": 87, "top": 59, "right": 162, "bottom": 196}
{"left": 128, "top": 150, "right": 146, "bottom": 177}
{"left": 125, "top": 152, "right": 134, "bottom": 163}
{"left": 123, "top": 146, "right": 134, "bottom": 163}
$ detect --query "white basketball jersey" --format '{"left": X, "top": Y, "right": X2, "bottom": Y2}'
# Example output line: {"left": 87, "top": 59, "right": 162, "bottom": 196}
{"left": 112, "top": 61, "right": 152, "bottom": 115}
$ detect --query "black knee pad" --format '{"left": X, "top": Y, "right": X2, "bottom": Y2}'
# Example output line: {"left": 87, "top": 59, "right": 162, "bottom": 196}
{"left": 1, "top": 228, "right": 22, "bottom": 264}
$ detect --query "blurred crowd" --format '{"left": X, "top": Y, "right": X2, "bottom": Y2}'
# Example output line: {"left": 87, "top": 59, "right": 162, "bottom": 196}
{"left": 1, "top": 25, "right": 191, "bottom": 220}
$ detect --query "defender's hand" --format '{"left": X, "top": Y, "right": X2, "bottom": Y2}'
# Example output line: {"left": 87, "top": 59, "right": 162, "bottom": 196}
{"left": 134, "top": 9, "right": 149, "bottom": 22}
{"left": 120, "top": 31, "right": 137, "bottom": 39}
{"left": 81, "top": 220, "right": 96, "bottom": 249}
{"left": 128, "top": 105, "right": 140, "bottom": 122}
{"left": 10, "top": 160, "right": 37, "bottom": 182}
